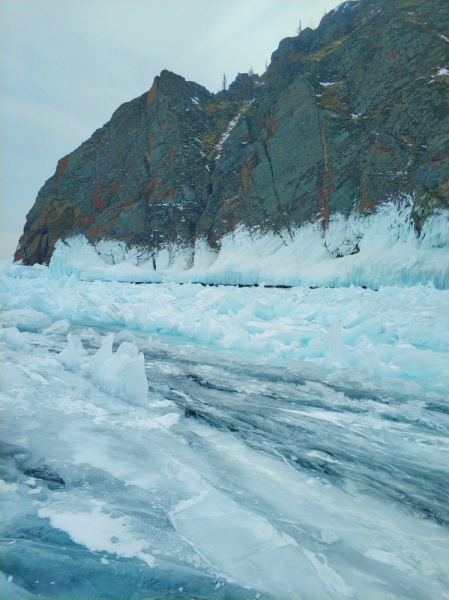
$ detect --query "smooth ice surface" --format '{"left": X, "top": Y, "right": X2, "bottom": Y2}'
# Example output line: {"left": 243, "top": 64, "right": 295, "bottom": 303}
{"left": 4, "top": 200, "right": 448, "bottom": 289}
{"left": 1, "top": 268, "right": 448, "bottom": 599}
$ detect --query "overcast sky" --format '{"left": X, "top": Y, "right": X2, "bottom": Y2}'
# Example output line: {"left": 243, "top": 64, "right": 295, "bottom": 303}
{"left": 1, "top": 0, "right": 340, "bottom": 258}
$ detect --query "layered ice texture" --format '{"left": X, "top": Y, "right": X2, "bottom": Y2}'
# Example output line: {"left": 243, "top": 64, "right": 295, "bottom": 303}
{"left": 1, "top": 251, "right": 448, "bottom": 599}
{"left": 4, "top": 200, "right": 448, "bottom": 289}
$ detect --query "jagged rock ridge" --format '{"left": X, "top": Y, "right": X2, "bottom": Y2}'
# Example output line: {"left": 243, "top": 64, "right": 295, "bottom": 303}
{"left": 15, "top": 0, "right": 449, "bottom": 266}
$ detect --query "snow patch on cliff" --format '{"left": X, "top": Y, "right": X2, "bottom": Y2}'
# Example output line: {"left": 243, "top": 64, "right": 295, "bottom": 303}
{"left": 214, "top": 112, "right": 242, "bottom": 160}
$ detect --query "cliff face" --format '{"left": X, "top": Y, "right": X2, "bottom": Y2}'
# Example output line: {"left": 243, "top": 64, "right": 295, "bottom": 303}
{"left": 15, "top": 0, "right": 449, "bottom": 266}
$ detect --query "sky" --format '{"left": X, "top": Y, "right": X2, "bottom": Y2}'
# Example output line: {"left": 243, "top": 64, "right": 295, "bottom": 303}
{"left": 1, "top": 0, "right": 341, "bottom": 259}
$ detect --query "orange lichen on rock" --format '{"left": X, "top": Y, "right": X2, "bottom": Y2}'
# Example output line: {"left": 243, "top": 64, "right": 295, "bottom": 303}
{"left": 241, "top": 165, "right": 250, "bottom": 198}
{"left": 430, "top": 148, "right": 449, "bottom": 163}
{"left": 358, "top": 170, "right": 379, "bottom": 214}
{"left": 77, "top": 214, "right": 96, "bottom": 228}
{"left": 320, "top": 123, "right": 333, "bottom": 229}
{"left": 266, "top": 115, "right": 276, "bottom": 138}
{"left": 53, "top": 158, "right": 69, "bottom": 189}
{"left": 147, "top": 80, "right": 158, "bottom": 106}
{"left": 372, "top": 140, "right": 394, "bottom": 157}
{"left": 228, "top": 216, "right": 237, "bottom": 231}
{"left": 89, "top": 189, "right": 107, "bottom": 212}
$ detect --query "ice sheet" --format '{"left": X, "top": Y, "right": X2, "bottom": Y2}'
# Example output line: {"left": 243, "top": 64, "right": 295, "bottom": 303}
{"left": 1, "top": 270, "right": 448, "bottom": 599}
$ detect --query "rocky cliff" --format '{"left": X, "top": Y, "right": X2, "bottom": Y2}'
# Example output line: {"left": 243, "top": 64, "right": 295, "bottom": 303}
{"left": 14, "top": 0, "right": 449, "bottom": 267}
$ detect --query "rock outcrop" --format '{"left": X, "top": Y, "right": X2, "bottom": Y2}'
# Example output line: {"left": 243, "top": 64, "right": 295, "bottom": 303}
{"left": 15, "top": 0, "right": 449, "bottom": 266}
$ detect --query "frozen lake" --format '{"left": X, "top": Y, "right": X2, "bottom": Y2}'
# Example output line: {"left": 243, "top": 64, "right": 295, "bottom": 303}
{"left": 1, "top": 271, "right": 448, "bottom": 599}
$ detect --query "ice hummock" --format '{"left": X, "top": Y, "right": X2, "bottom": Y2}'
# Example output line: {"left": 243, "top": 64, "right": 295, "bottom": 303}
{"left": 1, "top": 266, "right": 448, "bottom": 395}
{"left": 4, "top": 199, "right": 447, "bottom": 289}
{"left": 89, "top": 335, "right": 148, "bottom": 404}
{"left": 56, "top": 332, "right": 88, "bottom": 370}
{"left": 55, "top": 332, "right": 149, "bottom": 404}
{"left": 0, "top": 326, "right": 32, "bottom": 352}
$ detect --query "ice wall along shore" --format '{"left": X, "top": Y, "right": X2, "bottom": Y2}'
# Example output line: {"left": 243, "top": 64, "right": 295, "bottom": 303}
{"left": 5, "top": 201, "right": 448, "bottom": 289}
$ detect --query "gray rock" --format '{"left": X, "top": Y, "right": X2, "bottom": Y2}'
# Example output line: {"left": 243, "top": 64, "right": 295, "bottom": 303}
{"left": 14, "top": 0, "right": 449, "bottom": 265}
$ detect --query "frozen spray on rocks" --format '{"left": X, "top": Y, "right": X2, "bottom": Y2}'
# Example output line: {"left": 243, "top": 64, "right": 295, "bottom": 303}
{"left": 5, "top": 199, "right": 448, "bottom": 290}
